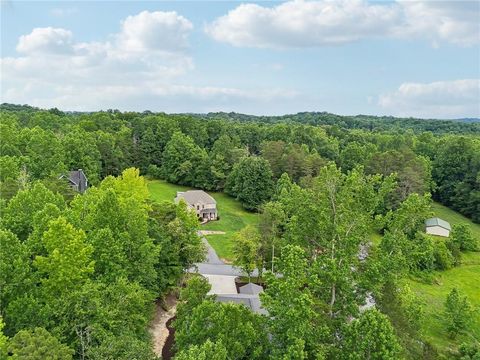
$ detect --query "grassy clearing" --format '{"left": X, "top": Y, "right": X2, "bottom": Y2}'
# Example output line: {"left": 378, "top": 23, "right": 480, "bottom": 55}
{"left": 432, "top": 202, "right": 480, "bottom": 241}
{"left": 147, "top": 179, "right": 259, "bottom": 262}
{"left": 408, "top": 264, "right": 480, "bottom": 353}
{"left": 408, "top": 201, "right": 480, "bottom": 354}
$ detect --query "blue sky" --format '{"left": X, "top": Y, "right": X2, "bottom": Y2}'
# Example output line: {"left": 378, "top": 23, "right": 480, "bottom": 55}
{"left": 1, "top": 0, "right": 479, "bottom": 118}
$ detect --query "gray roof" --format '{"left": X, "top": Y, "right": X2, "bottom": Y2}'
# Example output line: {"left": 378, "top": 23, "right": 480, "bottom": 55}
{"left": 59, "top": 169, "right": 88, "bottom": 193}
{"left": 425, "top": 217, "right": 451, "bottom": 231}
{"left": 239, "top": 283, "right": 264, "bottom": 295}
{"left": 175, "top": 190, "right": 216, "bottom": 205}
{"left": 216, "top": 294, "right": 267, "bottom": 315}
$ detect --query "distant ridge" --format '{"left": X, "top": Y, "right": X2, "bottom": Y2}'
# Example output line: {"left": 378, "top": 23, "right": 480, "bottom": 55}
{"left": 1, "top": 103, "right": 479, "bottom": 134}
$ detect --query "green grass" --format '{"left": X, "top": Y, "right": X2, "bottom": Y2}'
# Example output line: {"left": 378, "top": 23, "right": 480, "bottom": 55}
{"left": 407, "top": 263, "right": 480, "bottom": 353}
{"left": 407, "top": 201, "right": 480, "bottom": 354}
{"left": 431, "top": 202, "right": 480, "bottom": 241}
{"left": 147, "top": 179, "right": 259, "bottom": 262}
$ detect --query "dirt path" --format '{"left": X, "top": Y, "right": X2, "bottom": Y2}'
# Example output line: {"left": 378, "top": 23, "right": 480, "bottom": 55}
{"left": 149, "top": 293, "right": 177, "bottom": 357}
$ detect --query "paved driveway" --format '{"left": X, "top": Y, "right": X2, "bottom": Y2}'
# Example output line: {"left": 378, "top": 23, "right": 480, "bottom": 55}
{"left": 190, "top": 236, "right": 259, "bottom": 294}
{"left": 203, "top": 274, "right": 238, "bottom": 294}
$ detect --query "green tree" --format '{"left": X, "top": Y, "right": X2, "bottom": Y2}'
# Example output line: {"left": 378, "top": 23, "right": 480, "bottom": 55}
{"left": 0, "top": 317, "right": 8, "bottom": 360}
{"left": 69, "top": 169, "right": 159, "bottom": 291}
{"left": 0, "top": 155, "right": 21, "bottom": 182}
{"left": 339, "top": 309, "right": 402, "bottom": 360}
{"left": 233, "top": 226, "right": 260, "bottom": 281}
{"left": 161, "top": 131, "right": 206, "bottom": 186}
{"left": 87, "top": 334, "right": 157, "bottom": 360}
{"left": 19, "top": 127, "right": 65, "bottom": 180}
{"left": 0, "top": 229, "right": 32, "bottom": 314}
{"left": 284, "top": 164, "right": 391, "bottom": 320}
{"left": 444, "top": 288, "right": 473, "bottom": 339}
{"left": 175, "top": 276, "right": 211, "bottom": 330}
{"left": 62, "top": 128, "right": 101, "bottom": 185}
{"left": 8, "top": 327, "right": 73, "bottom": 360}
{"left": 451, "top": 224, "right": 478, "bottom": 251}
{"left": 366, "top": 148, "right": 432, "bottom": 209}
{"left": 174, "top": 339, "right": 227, "bottom": 360}
{"left": 458, "top": 343, "right": 480, "bottom": 360}
{"left": 166, "top": 200, "right": 205, "bottom": 270}
{"left": 261, "top": 245, "right": 327, "bottom": 359}
{"left": 339, "top": 142, "right": 376, "bottom": 172}
{"left": 1, "top": 182, "right": 65, "bottom": 240}
{"left": 432, "top": 136, "right": 479, "bottom": 222}
{"left": 174, "top": 301, "right": 269, "bottom": 360}
{"left": 34, "top": 217, "right": 94, "bottom": 298}
{"left": 225, "top": 156, "right": 274, "bottom": 211}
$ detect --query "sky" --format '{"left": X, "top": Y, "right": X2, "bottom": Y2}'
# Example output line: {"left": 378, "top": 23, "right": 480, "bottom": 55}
{"left": 1, "top": 0, "right": 479, "bottom": 118}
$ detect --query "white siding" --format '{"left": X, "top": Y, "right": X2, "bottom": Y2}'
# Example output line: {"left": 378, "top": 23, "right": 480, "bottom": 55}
{"left": 426, "top": 226, "right": 450, "bottom": 237}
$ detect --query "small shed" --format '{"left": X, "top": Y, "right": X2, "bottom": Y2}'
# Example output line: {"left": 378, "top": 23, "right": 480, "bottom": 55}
{"left": 425, "top": 217, "right": 451, "bottom": 237}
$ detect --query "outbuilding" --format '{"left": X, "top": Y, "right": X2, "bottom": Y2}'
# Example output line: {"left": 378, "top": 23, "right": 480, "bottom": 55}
{"left": 425, "top": 217, "right": 451, "bottom": 237}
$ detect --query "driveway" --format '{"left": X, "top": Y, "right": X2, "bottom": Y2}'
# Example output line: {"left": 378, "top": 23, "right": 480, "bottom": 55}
{"left": 190, "top": 236, "right": 258, "bottom": 295}
{"left": 202, "top": 238, "right": 224, "bottom": 265}
{"left": 203, "top": 274, "right": 238, "bottom": 294}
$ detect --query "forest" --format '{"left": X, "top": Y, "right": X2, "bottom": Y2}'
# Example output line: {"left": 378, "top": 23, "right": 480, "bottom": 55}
{"left": 0, "top": 103, "right": 479, "bottom": 359}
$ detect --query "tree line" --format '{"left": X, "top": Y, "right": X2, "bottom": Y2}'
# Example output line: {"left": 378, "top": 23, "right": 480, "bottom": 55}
{"left": 0, "top": 105, "right": 479, "bottom": 221}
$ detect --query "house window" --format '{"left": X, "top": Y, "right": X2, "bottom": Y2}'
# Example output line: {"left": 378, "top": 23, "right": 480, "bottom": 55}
{"left": 197, "top": 205, "right": 200, "bottom": 210}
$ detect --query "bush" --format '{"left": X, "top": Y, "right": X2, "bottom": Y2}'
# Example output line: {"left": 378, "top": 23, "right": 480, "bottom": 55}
{"left": 147, "top": 164, "right": 162, "bottom": 179}
{"left": 444, "top": 288, "right": 472, "bottom": 339}
{"left": 446, "top": 238, "right": 462, "bottom": 266}
{"left": 451, "top": 224, "right": 478, "bottom": 252}
{"left": 434, "top": 241, "right": 454, "bottom": 270}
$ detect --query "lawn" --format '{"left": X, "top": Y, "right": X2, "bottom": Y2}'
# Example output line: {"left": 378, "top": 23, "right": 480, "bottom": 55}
{"left": 147, "top": 179, "right": 259, "bottom": 262}
{"left": 432, "top": 201, "right": 480, "bottom": 240}
{"left": 407, "top": 201, "right": 480, "bottom": 354}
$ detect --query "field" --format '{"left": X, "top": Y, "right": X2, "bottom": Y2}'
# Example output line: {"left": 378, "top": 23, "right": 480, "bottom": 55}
{"left": 408, "top": 202, "right": 480, "bottom": 353}
{"left": 147, "top": 180, "right": 259, "bottom": 261}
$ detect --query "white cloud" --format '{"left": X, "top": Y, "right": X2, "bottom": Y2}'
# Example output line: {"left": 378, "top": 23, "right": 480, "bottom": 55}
{"left": 16, "top": 27, "right": 74, "bottom": 54}
{"left": 1, "top": 10, "right": 297, "bottom": 112}
{"left": 206, "top": 0, "right": 480, "bottom": 48}
{"left": 378, "top": 79, "right": 480, "bottom": 118}
{"left": 116, "top": 11, "right": 193, "bottom": 53}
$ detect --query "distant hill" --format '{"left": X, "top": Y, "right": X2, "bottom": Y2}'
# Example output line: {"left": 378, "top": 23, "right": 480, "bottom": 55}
{"left": 1, "top": 103, "right": 479, "bottom": 134}
{"left": 454, "top": 118, "right": 480, "bottom": 123}
{"left": 190, "top": 111, "right": 480, "bottom": 134}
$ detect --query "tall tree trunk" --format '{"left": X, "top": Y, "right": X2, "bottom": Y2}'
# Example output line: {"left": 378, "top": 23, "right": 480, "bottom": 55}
{"left": 330, "top": 283, "right": 336, "bottom": 317}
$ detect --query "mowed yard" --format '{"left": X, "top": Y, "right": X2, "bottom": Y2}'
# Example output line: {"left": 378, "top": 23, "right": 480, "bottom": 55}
{"left": 408, "top": 202, "right": 480, "bottom": 354}
{"left": 147, "top": 180, "right": 259, "bottom": 262}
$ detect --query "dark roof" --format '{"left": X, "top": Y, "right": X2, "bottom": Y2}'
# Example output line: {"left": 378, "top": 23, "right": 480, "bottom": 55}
{"left": 175, "top": 190, "right": 216, "bottom": 205}
{"left": 59, "top": 169, "right": 88, "bottom": 193}
{"left": 216, "top": 294, "right": 267, "bottom": 315}
{"left": 68, "top": 170, "right": 82, "bottom": 185}
{"left": 425, "top": 217, "right": 451, "bottom": 231}
{"left": 239, "top": 283, "right": 264, "bottom": 295}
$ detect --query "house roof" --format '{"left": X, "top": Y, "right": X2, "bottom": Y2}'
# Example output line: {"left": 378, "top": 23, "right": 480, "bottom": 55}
{"left": 175, "top": 190, "right": 216, "bottom": 205}
{"left": 59, "top": 169, "right": 87, "bottom": 185}
{"left": 425, "top": 217, "right": 451, "bottom": 231}
{"left": 239, "top": 283, "right": 264, "bottom": 295}
{"left": 68, "top": 170, "right": 83, "bottom": 185}
{"left": 216, "top": 294, "right": 267, "bottom": 315}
